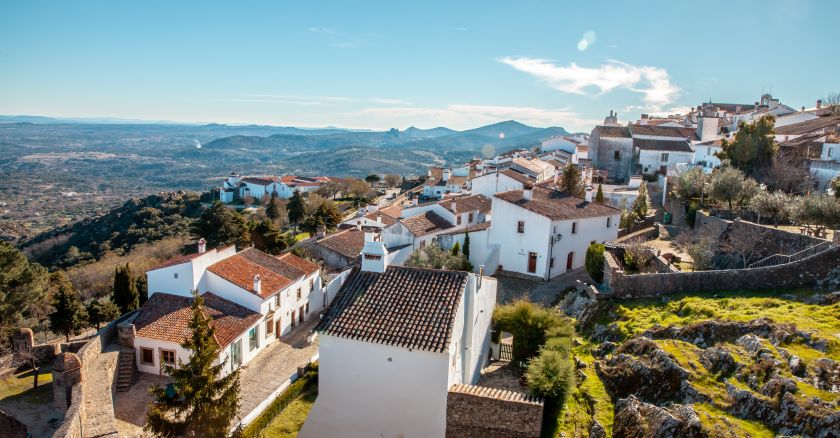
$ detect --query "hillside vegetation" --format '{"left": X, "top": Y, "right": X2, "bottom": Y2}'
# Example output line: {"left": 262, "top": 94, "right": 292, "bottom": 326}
{"left": 559, "top": 289, "right": 840, "bottom": 437}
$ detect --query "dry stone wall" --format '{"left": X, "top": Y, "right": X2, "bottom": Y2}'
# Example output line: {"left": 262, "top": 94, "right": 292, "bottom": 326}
{"left": 446, "top": 384, "right": 543, "bottom": 438}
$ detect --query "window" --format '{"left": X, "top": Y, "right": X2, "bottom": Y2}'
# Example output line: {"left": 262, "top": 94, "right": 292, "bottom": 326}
{"left": 661, "top": 153, "right": 669, "bottom": 162}
{"left": 572, "top": 222, "right": 577, "bottom": 234}
{"left": 420, "top": 240, "right": 426, "bottom": 249}
{"left": 173, "top": 273, "right": 178, "bottom": 279}
{"left": 550, "top": 257, "right": 555, "bottom": 268}
{"left": 468, "top": 212, "right": 474, "bottom": 222}
{"left": 607, "top": 217, "right": 612, "bottom": 228}
{"left": 160, "top": 349, "right": 175, "bottom": 366}
{"left": 266, "top": 319, "right": 274, "bottom": 335}
{"left": 248, "top": 327, "right": 259, "bottom": 351}
{"left": 364, "top": 254, "right": 382, "bottom": 260}
{"left": 140, "top": 348, "right": 154, "bottom": 365}
{"left": 275, "top": 294, "right": 280, "bottom": 307}
{"left": 614, "top": 150, "right": 621, "bottom": 160}
{"left": 517, "top": 221, "right": 525, "bottom": 233}
{"left": 296, "top": 288, "right": 302, "bottom": 300}
{"left": 309, "top": 278, "right": 314, "bottom": 290}
{"left": 305, "top": 302, "right": 310, "bottom": 314}
{"left": 457, "top": 215, "right": 462, "bottom": 225}
{"left": 707, "top": 147, "right": 712, "bottom": 156}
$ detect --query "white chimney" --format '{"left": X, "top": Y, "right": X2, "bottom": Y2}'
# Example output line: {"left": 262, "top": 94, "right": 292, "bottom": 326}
{"left": 443, "top": 169, "right": 451, "bottom": 182}
{"left": 412, "top": 197, "right": 419, "bottom": 206}
{"left": 817, "top": 99, "right": 822, "bottom": 109}
{"left": 553, "top": 168, "right": 560, "bottom": 185}
{"left": 361, "top": 232, "right": 388, "bottom": 273}
{"left": 428, "top": 169, "right": 433, "bottom": 177}
{"left": 451, "top": 200, "right": 457, "bottom": 212}
{"left": 522, "top": 187, "right": 533, "bottom": 201}
{"left": 253, "top": 274, "right": 262, "bottom": 294}
{"left": 198, "top": 238, "right": 207, "bottom": 254}
{"left": 585, "top": 188, "right": 593, "bottom": 202}
{"left": 376, "top": 213, "right": 382, "bottom": 226}
{"left": 356, "top": 220, "right": 362, "bottom": 231}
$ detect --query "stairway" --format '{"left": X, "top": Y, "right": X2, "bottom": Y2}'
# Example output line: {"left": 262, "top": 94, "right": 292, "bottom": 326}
{"left": 116, "top": 348, "right": 137, "bottom": 392}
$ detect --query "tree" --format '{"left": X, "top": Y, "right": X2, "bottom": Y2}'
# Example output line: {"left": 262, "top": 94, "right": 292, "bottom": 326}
{"left": 113, "top": 263, "right": 139, "bottom": 314}
{"left": 250, "top": 220, "right": 288, "bottom": 255}
{"left": 793, "top": 194, "right": 840, "bottom": 234}
{"left": 560, "top": 164, "right": 584, "bottom": 196}
{"left": 405, "top": 245, "right": 469, "bottom": 271}
{"left": 632, "top": 183, "right": 649, "bottom": 218}
{"left": 145, "top": 291, "right": 240, "bottom": 438}
{"left": 191, "top": 201, "right": 251, "bottom": 248}
{"left": 594, "top": 184, "right": 605, "bottom": 203}
{"left": 304, "top": 193, "right": 326, "bottom": 216}
{"left": 675, "top": 230, "right": 715, "bottom": 271}
{"left": 618, "top": 199, "right": 637, "bottom": 228}
{"left": 672, "top": 167, "right": 707, "bottom": 200}
{"left": 462, "top": 233, "right": 470, "bottom": 260}
{"left": 315, "top": 181, "right": 340, "bottom": 200}
{"left": 718, "top": 116, "right": 776, "bottom": 173}
{"left": 265, "top": 197, "right": 287, "bottom": 225}
{"left": 287, "top": 191, "right": 306, "bottom": 235}
{"left": 830, "top": 175, "right": 840, "bottom": 198}
{"left": 584, "top": 243, "right": 605, "bottom": 283}
{"left": 0, "top": 242, "right": 48, "bottom": 346}
{"left": 708, "top": 167, "right": 755, "bottom": 209}
{"left": 622, "top": 239, "right": 653, "bottom": 270}
{"left": 49, "top": 272, "right": 88, "bottom": 341}
{"left": 749, "top": 190, "right": 793, "bottom": 225}
{"left": 301, "top": 201, "right": 343, "bottom": 234}
{"left": 384, "top": 174, "right": 401, "bottom": 188}
{"left": 136, "top": 274, "right": 148, "bottom": 307}
{"left": 87, "top": 299, "right": 121, "bottom": 331}
{"left": 241, "top": 195, "right": 255, "bottom": 208}
{"left": 451, "top": 241, "right": 461, "bottom": 256}
{"left": 525, "top": 348, "right": 574, "bottom": 399}
{"left": 348, "top": 179, "right": 371, "bottom": 198}
{"left": 365, "top": 174, "right": 381, "bottom": 185}
{"left": 822, "top": 91, "right": 840, "bottom": 116}
{"left": 492, "top": 300, "right": 572, "bottom": 362}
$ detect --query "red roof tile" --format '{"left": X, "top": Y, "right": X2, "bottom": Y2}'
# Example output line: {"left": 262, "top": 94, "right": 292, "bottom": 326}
{"left": 207, "top": 253, "right": 292, "bottom": 298}
{"left": 495, "top": 186, "right": 620, "bottom": 220}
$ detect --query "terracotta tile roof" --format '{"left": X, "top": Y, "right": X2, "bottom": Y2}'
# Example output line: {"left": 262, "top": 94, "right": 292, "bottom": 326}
{"left": 495, "top": 186, "right": 620, "bottom": 220}
{"left": 634, "top": 138, "right": 694, "bottom": 152}
{"left": 499, "top": 169, "right": 534, "bottom": 184}
{"left": 425, "top": 167, "right": 444, "bottom": 186}
{"left": 207, "top": 252, "right": 293, "bottom": 298}
{"left": 593, "top": 125, "right": 632, "bottom": 138}
{"left": 241, "top": 176, "right": 277, "bottom": 186}
{"left": 134, "top": 292, "right": 261, "bottom": 348}
{"left": 445, "top": 175, "right": 468, "bottom": 186}
{"left": 401, "top": 211, "right": 454, "bottom": 236}
{"left": 146, "top": 246, "right": 236, "bottom": 272}
{"left": 363, "top": 209, "right": 400, "bottom": 226}
{"left": 442, "top": 194, "right": 492, "bottom": 215}
{"left": 238, "top": 247, "right": 318, "bottom": 280}
{"left": 439, "top": 221, "right": 492, "bottom": 236}
{"left": 629, "top": 124, "right": 699, "bottom": 140}
{"left": 774, "top": 116, "right": 840, "bottom": 136}
{"left": 316, "top": 266, "right": 468, "bottom": 353}
{"left": 512, "top": 157, "right": 553, "bottom": 175}
{"left": 275, "top": 252, "right": 320, "bottom": 276}
{"left": 315, "top": 228, "right": 366, "bottom": 259}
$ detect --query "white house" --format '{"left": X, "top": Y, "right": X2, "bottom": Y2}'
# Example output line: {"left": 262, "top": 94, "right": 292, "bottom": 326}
{"left": 634, "top": 138, "right": 695, "bottom": 175}
{"left": 470, "top": 169, "right": 532, "bottom": 198}
{"left": 136, "top": 241, "right": 324, "bottom": 376}
{"left": 489, "top": 185, "right": 620, "bottom": 280}
{"left": 694, "top": 139, "right": 723, "bottom": 171}
{"left": 510, "top": 157, "right": 554, "bottom": 182}
{"left": 299, "top": 235, "right": 497, "bottom": 438}
{"left": 384, "top": 194, "right": 491, "bottom": 251}
{"left": 423, "top": 167, "right": 470, "bottom": 199}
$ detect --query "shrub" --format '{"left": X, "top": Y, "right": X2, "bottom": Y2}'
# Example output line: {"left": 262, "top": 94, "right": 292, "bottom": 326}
{"left": 525, "top": 348, "right": 575, "bottom": 399}
{"left": 493, "top": 300, "right": 572, "bottom": 362}
{"left": 584, "top": 243, "right": 605, "bottom": 283}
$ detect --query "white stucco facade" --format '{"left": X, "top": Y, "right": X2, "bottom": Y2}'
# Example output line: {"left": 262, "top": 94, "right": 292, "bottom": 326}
{"left": 470, "top": 172, "right": 525, "bottom": 198}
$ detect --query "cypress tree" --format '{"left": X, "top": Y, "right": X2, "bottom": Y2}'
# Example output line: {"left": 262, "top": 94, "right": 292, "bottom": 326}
{"left": 451, "top": 241, "right": 461, "bottom": 256}
{"left": 136, "top": 274, "right": 148, "bottom": 307}
{"left": 633, "top": 184, "right": 650, "bottom": 218}
{"left": 113, "top": 263, "right": 139, "bottom": 313}
{"left": 49, "top": 272, "right": 88, "bottom": 341}
{"left": 595, "top": 184, "right": 605, "bottom": 203}
{"left": 145, "top": 291, "right": 240, "bottom": 438}
{"left": 463, "top": 232, "right": 471, "bottom": 259}
{"left": 287, "top": 191, "right": 306, "bottom": 235}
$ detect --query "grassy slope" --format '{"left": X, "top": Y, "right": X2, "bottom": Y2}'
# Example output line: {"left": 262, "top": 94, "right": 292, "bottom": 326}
{"left": 259, "top": 385, "right": 317, "bottom": 438}
{"left": 0, "top": 368, "right": 54, "bottom": 403}
{"left": 560, "top": 289, "right": 840, "bottom": 437}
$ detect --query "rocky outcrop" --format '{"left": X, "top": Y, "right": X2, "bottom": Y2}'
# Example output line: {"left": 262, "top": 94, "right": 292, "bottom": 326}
{"left": 727, "top": 382, "right": 840, "bottom": 437}
{"left": 643, "top": 317, "right": 808, "bottom": 348}
{"left": 595, "top": 337, "right": 689, "bottom": 404}
{"left": 612, "top": 396, "right": 705, "bottom": 438}
{"left": 698, "top": 347, "right": 737, "bottom": 375}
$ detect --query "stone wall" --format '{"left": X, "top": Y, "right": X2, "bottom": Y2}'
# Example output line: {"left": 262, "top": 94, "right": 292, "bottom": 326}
{"left": 603, "top": 245, "right": 840, "bottom": 298}
{"left": 52, "top": 312, "right": 136, "bottom": 438}
{"left": 617, "top": 214, "right": 656, "bottom": 238}
{"left": 0, "top": 409, "right": 27, "bottom": 438}
{"left": 446, "top": 384, "right": 543, "bottom": 438}
{"left": 696, "top": 211, "right": 825, "bottom": 260}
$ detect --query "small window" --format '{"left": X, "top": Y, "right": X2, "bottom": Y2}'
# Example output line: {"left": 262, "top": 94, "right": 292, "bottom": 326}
{"left": 266, "top": 319, "right": 274, "bottom": 335}
{"left": 248, "top": 327, "right": 259, "bottom": 351}
{"left": 173, "top": 273, "right": 178, "bottom": 279}
{"left": 517, "top": 221, "right": 525, "bottom": 233}
{"left": 309, "top": 278, "right": 314, "bottom": 290}
{"left": 457, "top": 215, "right": 462, "bottom": 225}
{"left": 160, "top": 349, "right": 175, "bottom": 366}
{"left": 140, "top": 348, "right": 154, "bottom": 365}
{"left": 572, "top": 222, "right": 578, "bottom": 234}
{"left": 661, "top": 153, "right": 669, "bottom": 162}
{"left": 614, "top": 150, "right": 621, "bottom": 160}
{"left": 550, "top": 257, "right": 555, "bottom": 268}
{"left": 275, "top": 294, "right": 280, "bottom": 307}
{"left": 364, "top": 254, "right": 382, "bottom": 260}
{"left": 305, "top": 302, "right": 310, "bottom": 314}
{"left": 420, "top": 240, "right": 426, "bottom": 249}
{"left": 468, "top": 212, "right": 474, "bottom": 222}
{"left": 607, "top": 217, "right": 612, "bottom": 228}
{"left": 296, "top": 288, "right": 302, "bottom": 300}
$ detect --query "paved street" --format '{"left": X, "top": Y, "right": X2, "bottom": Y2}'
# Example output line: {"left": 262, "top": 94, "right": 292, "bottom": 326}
{"left": 494, "top": 268, "right": 589, "bottom": 306}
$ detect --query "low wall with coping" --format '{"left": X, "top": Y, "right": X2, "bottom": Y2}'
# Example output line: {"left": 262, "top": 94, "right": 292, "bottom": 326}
{"left": 52, "top": 312, "right": 136, "bottom": 438}
{"left": 446, "top": 384, "right": 543, "bottom": 438}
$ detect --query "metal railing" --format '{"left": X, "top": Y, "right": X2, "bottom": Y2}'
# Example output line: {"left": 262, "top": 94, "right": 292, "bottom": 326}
{"left": 748, "top": 240, "right": 833, "bottom": 269}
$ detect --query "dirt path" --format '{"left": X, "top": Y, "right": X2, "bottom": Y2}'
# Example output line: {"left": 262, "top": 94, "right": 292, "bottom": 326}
{"left": 82, "top": 343, "right": 120, "bottom": 438}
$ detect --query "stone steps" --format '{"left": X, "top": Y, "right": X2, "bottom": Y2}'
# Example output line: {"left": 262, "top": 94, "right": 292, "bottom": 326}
{"left": 115, "top": 348, "right": 136, "bottom": 392}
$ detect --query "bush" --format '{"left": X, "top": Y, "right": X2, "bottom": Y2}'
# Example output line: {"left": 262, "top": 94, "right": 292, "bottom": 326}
{"left": 493, "top": 300, "right": 572, "bottom": 362}
{"left": 685, "top": 201, "right": 699, "bottom": 228}
{"left": 584, "top": 243, "right": 605, "bottom": 283}
{"left": 525, "top": 349, "right": 575, "bottom": 399}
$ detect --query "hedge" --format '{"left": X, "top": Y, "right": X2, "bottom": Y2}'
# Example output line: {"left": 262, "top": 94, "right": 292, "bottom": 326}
{"left": 240, "top": 362, "right": 319, "bottom": 438}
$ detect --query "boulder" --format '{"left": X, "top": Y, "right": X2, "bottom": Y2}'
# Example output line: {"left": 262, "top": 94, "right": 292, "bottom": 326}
{"left": 596, "top": 339, "right": 688, "bottom": 403}
{"left": 612, "top": 396, "right": 705, "bottom": 438}
{"left": 698, "top": 347, "right": 737, "bottom": 375}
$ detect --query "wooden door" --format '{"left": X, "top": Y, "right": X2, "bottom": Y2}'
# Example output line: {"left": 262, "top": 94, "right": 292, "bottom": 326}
{"left": 298, "top": 305, "right": 305, "bottom": 323}
{"left": 276, "top": 319, "right": 282, "bottom": 338}
{"left": 291, "top": 311, "right": 296, "bottom": 328}
{"left": 566, "top": 252, "right": 574, "bottom": 270}
{"left": 527, "top": 252, "right": 537, "bottom": 273}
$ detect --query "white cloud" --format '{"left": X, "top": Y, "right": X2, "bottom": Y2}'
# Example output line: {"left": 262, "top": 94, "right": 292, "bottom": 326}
{"left": 344, "top": 104, "right": 600, "bottom": 132}
{"left": 499, "top": 57, "right": 680, "bottom": 110}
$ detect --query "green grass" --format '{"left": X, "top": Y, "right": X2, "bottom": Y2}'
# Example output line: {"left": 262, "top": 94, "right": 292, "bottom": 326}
{"left": 258, "top": 385, "right": 317, "bottom": 438}
{"left": 693, "top": 403, "right": 774, "bottom": 438}
{"left": 0, "top": 367, "right": 53, "bottom": 404}
{"left": 281, "top": 231, "right": 311, "bottom": 242}
{"left": 555, "top": 339, "right": 613, "bottom": 438}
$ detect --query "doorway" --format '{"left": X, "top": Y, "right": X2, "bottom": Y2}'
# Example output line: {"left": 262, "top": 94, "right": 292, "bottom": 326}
{"left": 527, "top": 252, "right": 537, "bottom": 274}
{"left": 291, "top": 311, "right": 296, "bottom": 328}
{"left": 276, "top": 319, "right": 282, "bottom": 338}
{"left": 298, "top": 305, "right": 305, "bottom": 324}
{"left": 566, "top": 252, "right": 574, "bottom": 270}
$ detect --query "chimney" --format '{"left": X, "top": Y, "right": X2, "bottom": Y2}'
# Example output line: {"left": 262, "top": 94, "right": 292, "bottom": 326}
{"left": 553, "top": 168, "right": 560, "bottom": 185}
{"left": 443, "top": 169, "right": 451, "bottom": 182}
{"left": 376, "top": 213, "right": 382, "bottom": 226}
{"left": 477, "top": 265, "right": 485, "bottom": 288}
{"left": 522, "top": 185, "right": 533, "bottom": 201}
{"left": 585, "top": 188, "right": 593, "bottom": 202}
{"left": 253, "top": 274, "right": 261, "bottom": 295}
{"left": 356, "top": 220, "right": 362, "bottom": 231}
{"left": 412, "top": 197, "right": 419, "bottom": 206}
{"left": 817, "top": 99, "right": 822, "bottom": 109}
{"left": 428, "top": 169, "right": 432, "bottom": 177}
{"left": 197, "top": 238, "right": 207, "bottom": 254}
{"left": 361, "top": 232, "right": 388, "bottom": 273}
{"left": 802, "top": 106, "right": 806, "bottom": 112}
{"left": 451, "top": 200, "right": 457, "bottom": 212}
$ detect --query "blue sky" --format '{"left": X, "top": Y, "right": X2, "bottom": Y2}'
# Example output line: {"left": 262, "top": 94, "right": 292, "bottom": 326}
{"left": 1, "top": 0, "right": 837, "bottom": 132}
